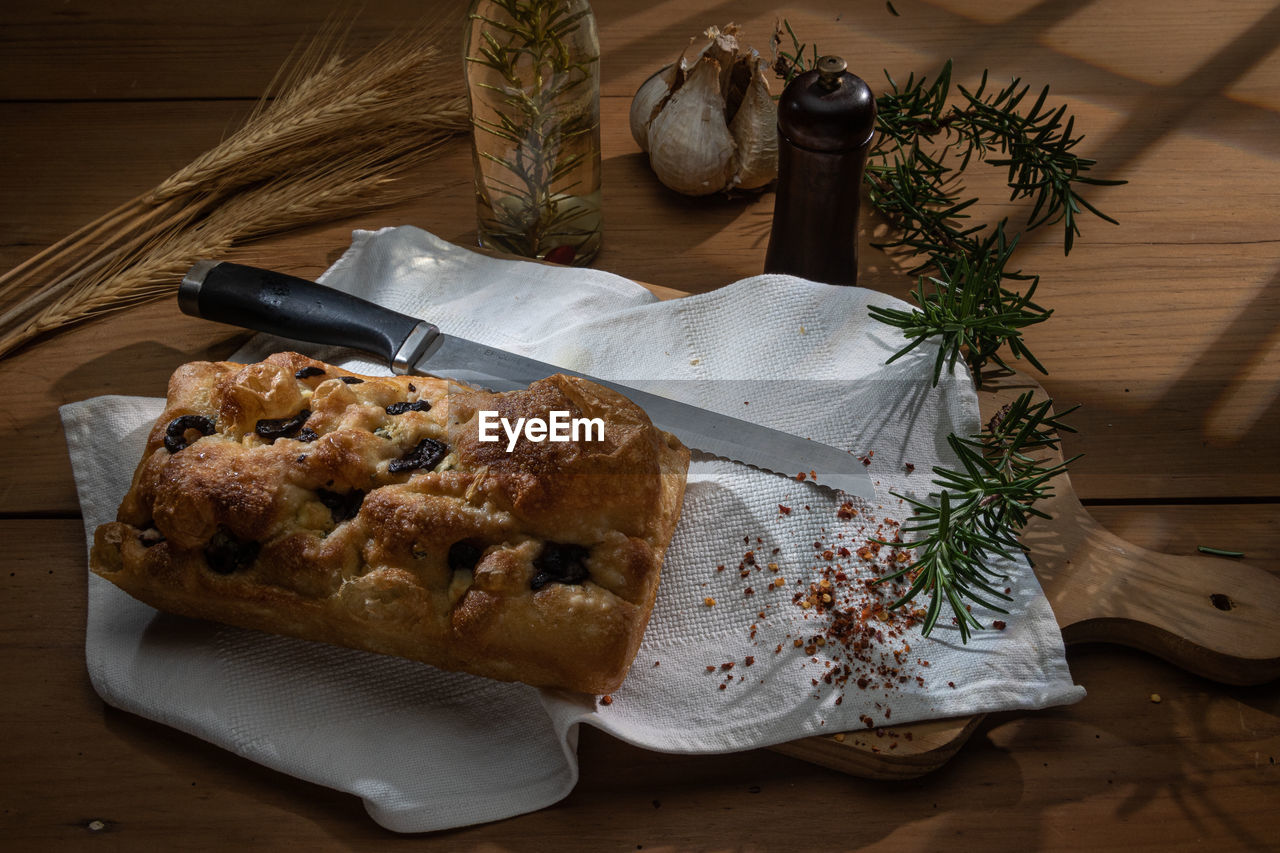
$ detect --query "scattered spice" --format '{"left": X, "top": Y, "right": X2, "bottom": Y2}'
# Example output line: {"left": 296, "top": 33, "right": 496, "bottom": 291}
{"left": 698, "top": 498, "right": 951, "bottom": 727}
{"left": 599, "top": 695, "right": 613, "bottom": 706}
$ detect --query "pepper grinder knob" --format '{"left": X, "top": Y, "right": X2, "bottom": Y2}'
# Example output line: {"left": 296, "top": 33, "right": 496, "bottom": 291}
{"left": 816, "top": 55, "right": 847, "bottom": 90}
{"left": 764, "top": 55, "right": 876, "bottom": 286}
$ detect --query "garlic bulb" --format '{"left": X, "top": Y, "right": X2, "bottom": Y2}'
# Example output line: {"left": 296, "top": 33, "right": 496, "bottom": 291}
{"left": 629, "top": 25, "right": 778, "bottom": 196}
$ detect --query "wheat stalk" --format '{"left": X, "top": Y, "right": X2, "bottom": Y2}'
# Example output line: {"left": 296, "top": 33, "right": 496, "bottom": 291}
{"left": 0, "top": 20, "right": 469, "bottom": 359}
{"left": 152, "top": 28, "right": 468, "bottom": 202}
{"left": 0, "top": 146, "right": 444, "bottom": 356}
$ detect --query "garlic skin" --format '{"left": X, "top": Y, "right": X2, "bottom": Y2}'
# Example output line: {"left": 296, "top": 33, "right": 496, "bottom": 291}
{"left": 629, "top": 64, "right": 676, "bottom": 153}
{"left": 646, "top": 56, "right": 737, "bottom": 196}
{"left": 630, "top": 25, "right": 778, "bottom": 196}
{"left": 728, "top": 56, "right": 779, "bottom": 191}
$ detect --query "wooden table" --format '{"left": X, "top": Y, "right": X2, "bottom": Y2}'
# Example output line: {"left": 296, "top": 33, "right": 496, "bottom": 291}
{"left": 2, "top": 0, "right": 1277, "bottom": 848}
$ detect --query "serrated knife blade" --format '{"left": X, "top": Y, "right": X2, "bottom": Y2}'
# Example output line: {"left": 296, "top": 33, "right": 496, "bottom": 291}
{"left": 178, "top": 260, "right": 876, "bottom": 500}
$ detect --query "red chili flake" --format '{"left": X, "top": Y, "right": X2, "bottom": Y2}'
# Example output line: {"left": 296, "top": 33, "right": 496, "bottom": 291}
{"left": 744, "top": 587, "right": 755, "bottom": 596}
{"left": 822, "top": 550, "right": 834, "bottom": 561}
{"left": 796, "top": 472, "right": 807, "bottom": 481}
{"left": 837, "top": 502, "right": 857, "bottom": 520}
{"left": 706, "top": 665, "right": 716, "bottom": 673}
{"left": 599, "top": 695, "right": 613, "bottom": 706}
{"left": 719, "top": 684, "right": 727, "bottom": 690}
{"left": 904, "top": 463, "right": 915, "bottom": 473}
{"left": 543, "top": 245, "right": 577, "bottom": 265}
{"left": 745, "top": 656, "right": 755, "bottom": 667}
{"left": 716, "top": 564, "right": 725, "bottom": 572}
{"left": 778, "top": 504, "right": 792, "bottom": 515}
{"left": 948, "top": 681, "right": 956, "bottom": 689}
{"left": 860, "top": 715, "right": 875, "bottom": 729}
{"left": 744, "top": 550, "right": 756, "bottom": 565}
{"left": 993, "top": 620, "right": 1007, "bottom": 630}
{"left": 721, "top": 662, "right": 735, "bottom": 671}
{"left": 653, "top": 661, "right": 661, "bottom": 667}
{"left": 837, "top": 547, "right": 851, "bottom": 558}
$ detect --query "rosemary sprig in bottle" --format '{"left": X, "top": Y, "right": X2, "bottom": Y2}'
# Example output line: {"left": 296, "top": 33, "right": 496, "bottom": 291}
{"left": 466, "top": 0, "right": 601, "bottom": 261}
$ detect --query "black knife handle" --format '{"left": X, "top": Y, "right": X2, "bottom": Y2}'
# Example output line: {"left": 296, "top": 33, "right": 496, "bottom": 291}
{"left": 177, "top": 260, "right": 437, "bottom": 370}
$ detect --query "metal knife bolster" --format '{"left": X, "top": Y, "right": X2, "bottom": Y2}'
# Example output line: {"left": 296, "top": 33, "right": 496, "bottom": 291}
{"left": 177, "top": 260, "right": 878, "bottom": 499}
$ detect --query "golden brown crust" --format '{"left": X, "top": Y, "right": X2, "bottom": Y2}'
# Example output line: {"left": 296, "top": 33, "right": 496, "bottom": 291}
{"left": 91, "top": 352, "right": 689, "bottom": 694}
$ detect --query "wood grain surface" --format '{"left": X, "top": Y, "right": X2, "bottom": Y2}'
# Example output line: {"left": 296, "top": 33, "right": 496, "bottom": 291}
{"left": 1, "top": 0, "right": 1277, "bottom": 849}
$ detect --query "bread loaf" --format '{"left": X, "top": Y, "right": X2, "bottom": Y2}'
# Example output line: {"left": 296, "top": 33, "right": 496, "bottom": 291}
{"left": 91, "top": 352, "right": 689, "bottom": 694}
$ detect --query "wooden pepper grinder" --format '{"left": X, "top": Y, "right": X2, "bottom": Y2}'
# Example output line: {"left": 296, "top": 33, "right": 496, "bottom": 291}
{"left": 764, "top": 56, "right": 876, "bottom": 286}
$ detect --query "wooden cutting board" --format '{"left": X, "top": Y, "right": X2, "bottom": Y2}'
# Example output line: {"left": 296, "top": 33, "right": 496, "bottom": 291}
{"left": 768, "top": 369, "right": 1280, "bottom": 778}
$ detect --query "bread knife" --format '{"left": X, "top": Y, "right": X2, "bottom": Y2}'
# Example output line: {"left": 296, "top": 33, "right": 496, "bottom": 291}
{"left": 177, "top": 260, "right": 876, "bottom": 500}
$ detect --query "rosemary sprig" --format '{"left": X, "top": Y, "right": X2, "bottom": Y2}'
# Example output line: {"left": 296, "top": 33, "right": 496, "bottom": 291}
{"left": 871, "top": 62, "right": 1124, "bottom": 258}
{"left": 772, "top": 25, "right": 1116, "bottom": 639}
{"left": 866, "top": 225, "right": 1051, "bottom": 386}
{"left": 877, "top": 393, "right": 1080, "bottom": 640}
{"left": 865, "top": 62, "right": 1123, "bottom": 386}
{"left": 771, "top": 28, "right": 1123, "bottom": 386}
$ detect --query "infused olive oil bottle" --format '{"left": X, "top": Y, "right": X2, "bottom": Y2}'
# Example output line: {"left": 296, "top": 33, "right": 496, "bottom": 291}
{"left": 464, "top": 0, "right": 602, "bottom": 265}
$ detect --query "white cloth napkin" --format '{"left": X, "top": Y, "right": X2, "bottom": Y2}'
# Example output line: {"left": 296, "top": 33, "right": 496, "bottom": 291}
{"left": 62, "top": 225, "right": 1082, "bottom": 832}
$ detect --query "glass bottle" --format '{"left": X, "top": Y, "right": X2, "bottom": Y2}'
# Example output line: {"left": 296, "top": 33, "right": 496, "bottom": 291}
{"left": 464, "top": 0, "right": 603, "bottom": 265}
